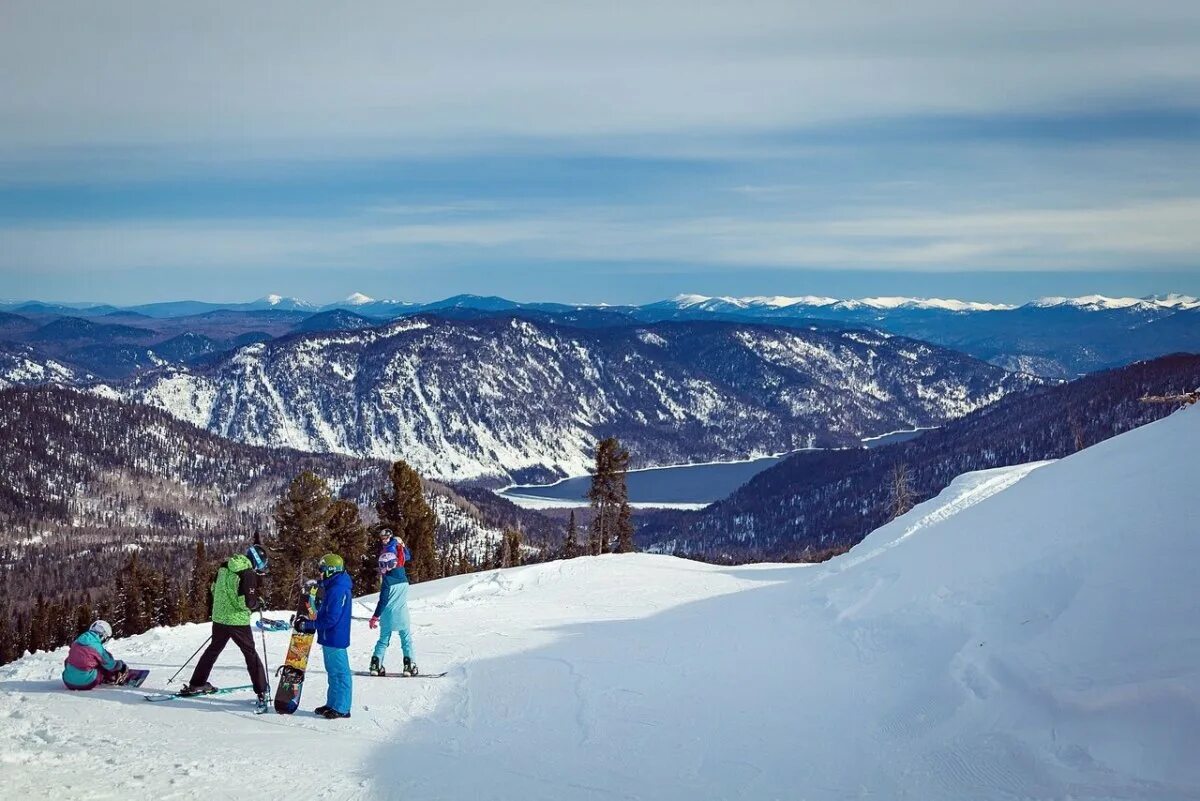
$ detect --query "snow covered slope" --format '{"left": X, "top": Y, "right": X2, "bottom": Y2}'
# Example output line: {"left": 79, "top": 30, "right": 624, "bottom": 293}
{"left": 2, "top": 404, "right": 1197, "bottom": 799}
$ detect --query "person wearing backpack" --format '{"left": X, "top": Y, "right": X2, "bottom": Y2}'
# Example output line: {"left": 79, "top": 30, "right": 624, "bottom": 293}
{"left": 181, "top": 545, "right": 271, "bottom": 712}
{"left": 368, "top": 528, "right": 419, "bottom": 677}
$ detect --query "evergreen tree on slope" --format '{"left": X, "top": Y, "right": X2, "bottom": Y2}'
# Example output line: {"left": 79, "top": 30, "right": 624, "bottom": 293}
{"left": 376, "top": 460, "right": 439, "bottom": 583}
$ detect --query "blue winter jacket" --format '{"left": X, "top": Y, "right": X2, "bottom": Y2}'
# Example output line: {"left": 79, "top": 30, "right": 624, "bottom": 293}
{"left": 61, "top": 630, "right": 117, "bottom": 689}
{"left": 310, "top": 570, "right": 353, "bottom": 648}
{"left": 373, "top": 543, "right": 412, "bottom": 618}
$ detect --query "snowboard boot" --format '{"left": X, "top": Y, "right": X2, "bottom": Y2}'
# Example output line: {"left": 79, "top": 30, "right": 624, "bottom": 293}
{"left": 180, "top": 682, "right": 217, "bottom": 697}
{"left": 313, "top": 705, "right": 331, "bottom": 716}
{"left": 318, "top": 707, "right": 351, "bottom": 719}
{"left": 255, "top": 693, "right": 269, "bottom": 714}
{"left": 369, "top": 656, "right": 386, "bottom": 677}
{"left": 403, "top": 657, "right": 419, "bottom": 677}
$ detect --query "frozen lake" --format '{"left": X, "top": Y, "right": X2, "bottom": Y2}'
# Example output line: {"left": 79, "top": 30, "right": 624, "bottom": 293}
{"left": 500, "top": 428, "right": 932, "bottom": 507}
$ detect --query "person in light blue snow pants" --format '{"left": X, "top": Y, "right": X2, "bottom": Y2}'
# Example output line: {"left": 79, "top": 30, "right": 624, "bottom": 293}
{"left": 369, "top": 529, "right": 419, "bottom": 676}
{"left": 296, "top": 553, "right": 354, "bottom": 719}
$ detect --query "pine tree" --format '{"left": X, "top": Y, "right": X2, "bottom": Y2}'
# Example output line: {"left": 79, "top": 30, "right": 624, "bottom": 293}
{"left": 588, "top": 437, "right": 633, "bottom": 556}
{"left": 114, "top": 553, "right": 148, "bottom": 637}
{"left": 51, "top": 599, "right": 72, "bottom": 648}
{"left": 456, "top": 544, "right": 472, "bottom": 575}
{"left": 326, "top": 499, "right": 371, "bottom": 588}
{"left": 376, "top": 460, "right": 439, "bottom": 583}
{"left": 269, "top": 470, "right": 334, "bottom": 604}
{"left": 563, "top": 510, "right": 580, "bottom": 558}
{"left": 28, "top": 593, "right": 49, "bottom": 653}
{"left": 0, "top": 609, "right": 13, "bottom": 666}
{"left": 73, "top": 596, "right": 94, "bottom": 635}
{"left": 615, "top": 501, "right": 634, "bottom": 554}
{"left": 500, "top": 528, "right": 524, "bottom": 568}
{"left": 186, "top": 539, "right": 210, "bottom": 622}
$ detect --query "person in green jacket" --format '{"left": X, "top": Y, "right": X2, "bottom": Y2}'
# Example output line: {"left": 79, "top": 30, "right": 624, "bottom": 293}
{"left": 181, "top": 545, "right": 270, "bottom": 709}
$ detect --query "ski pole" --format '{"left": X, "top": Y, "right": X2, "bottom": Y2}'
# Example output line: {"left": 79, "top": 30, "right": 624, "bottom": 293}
{"left": 168, "top": 635, "right": 211, "bottom": 685}
{"left": 258, "top": 609, "right": 272, "bottom": 696}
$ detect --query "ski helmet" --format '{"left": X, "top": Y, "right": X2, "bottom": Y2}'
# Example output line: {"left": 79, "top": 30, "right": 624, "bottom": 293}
{"left": 377, "top": 527, "right": 393, "bottom": 540}
{"left": 318, "top": 553, "right": 345, "bottom": 578}
{"left": 245, "top": 544, "right": 269, "bottom": 575}
{"left": 89, "top": 620, "right": 113, "bottom": 643}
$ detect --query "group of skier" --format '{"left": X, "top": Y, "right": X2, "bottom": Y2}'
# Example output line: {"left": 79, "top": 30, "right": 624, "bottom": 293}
{"left": 61, "top": 527, "right": 419, "bottom": 719}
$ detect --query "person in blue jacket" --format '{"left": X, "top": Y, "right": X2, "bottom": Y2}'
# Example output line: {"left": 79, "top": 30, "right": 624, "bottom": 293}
{"left": 61, "top": 620, "right": 127, "bottom": 690}
{"left": 295, "top": 553, "right": 353, "bottom": 719}
{"left": 369, "top": 528, "right": 419, "bottom": 677}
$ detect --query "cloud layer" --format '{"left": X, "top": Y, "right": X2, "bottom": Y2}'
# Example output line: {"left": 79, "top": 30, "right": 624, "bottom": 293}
{"left": 1, "top": 1, "right": 1198, "bottom": 301}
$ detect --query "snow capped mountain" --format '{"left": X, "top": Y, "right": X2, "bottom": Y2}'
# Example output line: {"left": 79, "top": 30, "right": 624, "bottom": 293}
{"left": 1145, "top": 292, "right": 1200, "bottom": 310}
{"left": 248, "top": 294, "right": 316, "bottom": 311}
{"left": 116, "top": 316, "right": 1034, "bottom": 484}
{"left": 3, "top": 401, "right": 1197, "bottom": 799}
{"left": 344, "top": 292, "right": 374, "bottom": 305}
{"left": 1027, "top": 294, "right": 1200, "bottom": 312}
{"left": 664, "top": 293, "right": 1015, "bottom": 313}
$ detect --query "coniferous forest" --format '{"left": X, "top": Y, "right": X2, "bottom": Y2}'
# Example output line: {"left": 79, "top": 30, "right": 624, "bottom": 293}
{"left": 0, "top": 387, "right": 570, "bottom": 665}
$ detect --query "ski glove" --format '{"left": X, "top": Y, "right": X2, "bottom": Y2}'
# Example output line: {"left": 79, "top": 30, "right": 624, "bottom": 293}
{"left": 293, "top": 616, "right": 316, "bottom": 634}
{"left": 369, "top": 617, "right": 379, "bottom": 630}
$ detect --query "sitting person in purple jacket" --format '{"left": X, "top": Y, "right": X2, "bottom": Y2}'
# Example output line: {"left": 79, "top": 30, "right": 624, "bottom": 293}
{"left": 62, "top": 621, "right": 127, "bottom": 691}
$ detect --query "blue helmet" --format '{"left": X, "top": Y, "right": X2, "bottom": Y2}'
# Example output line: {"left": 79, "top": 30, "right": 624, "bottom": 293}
{"left": 245, "top": 544, "right": 269, "bottom": 574}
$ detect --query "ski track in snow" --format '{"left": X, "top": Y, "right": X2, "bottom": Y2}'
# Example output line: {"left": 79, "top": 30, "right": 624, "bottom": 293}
{"left": 3, "top": 407, "right": 1200, "bottom": 799}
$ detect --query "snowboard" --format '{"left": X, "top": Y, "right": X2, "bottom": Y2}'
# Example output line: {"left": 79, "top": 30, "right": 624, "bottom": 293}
{"left": 352, "top": 671, "right": 447, "bottom": 679}
{"left": 273, "top": 585, "right": 319, "bottom": 715}
{"left": 114, "top": 668, "right": 150, "bottom": 688}
{"left": 144, "top": 684, "right": 255, "bottom": 703}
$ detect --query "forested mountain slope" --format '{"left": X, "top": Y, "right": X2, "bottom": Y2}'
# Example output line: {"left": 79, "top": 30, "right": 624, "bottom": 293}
{"left": 117, "top": 316, "right": 1034, "bottom": 483}
{"left": 638, "top": 353, "right": 1200, "bottom": 560}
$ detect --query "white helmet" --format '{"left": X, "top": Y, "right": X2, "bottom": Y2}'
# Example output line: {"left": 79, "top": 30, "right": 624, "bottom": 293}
{"left": 89, "top": 620, "right": 113, "bottom": 643}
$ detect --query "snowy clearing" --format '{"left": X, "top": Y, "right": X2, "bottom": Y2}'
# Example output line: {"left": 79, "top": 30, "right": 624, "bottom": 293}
{"left": 1, "top": 404, "right": 1197, "bottom": 800}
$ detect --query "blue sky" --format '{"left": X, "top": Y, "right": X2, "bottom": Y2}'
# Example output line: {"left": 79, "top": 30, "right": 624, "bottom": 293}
{"left": 2, "top": 1, "right": 1198, "bottom": 305}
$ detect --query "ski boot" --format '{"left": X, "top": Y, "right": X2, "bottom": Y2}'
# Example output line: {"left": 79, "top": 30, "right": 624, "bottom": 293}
{"left": 369, "top": 656, "right": 386, "bottom": 677}
{"left": 255, "top": 692, "right": 270, "bottom": 714}
{"left": 318, "top": 707, "right": 351, "bottom": 719}
{"left": 403, "top": 657, "right": 419, "bottom": 677}
{"left": 179, "top": 681, "right": 217, "bottom": 697}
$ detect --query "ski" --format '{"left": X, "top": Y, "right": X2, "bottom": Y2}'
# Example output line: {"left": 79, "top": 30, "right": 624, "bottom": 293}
{"left": 143, "top": 684, "right": 255, "bottom": 703}
{"left": 255, "top": 618, "right": 290, "bottom": 632}
{"left": 352, "top": 671, "right": 448, "bottom": 679}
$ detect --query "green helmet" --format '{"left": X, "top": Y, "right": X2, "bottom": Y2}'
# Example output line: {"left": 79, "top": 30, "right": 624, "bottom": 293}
{"left": 318, "top": 553, "right": 345, "bottom": 577}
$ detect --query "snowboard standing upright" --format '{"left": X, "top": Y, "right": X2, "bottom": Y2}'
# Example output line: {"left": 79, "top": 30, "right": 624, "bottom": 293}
{"left": 273, "top": 583, "right": 318, "bottom": 715}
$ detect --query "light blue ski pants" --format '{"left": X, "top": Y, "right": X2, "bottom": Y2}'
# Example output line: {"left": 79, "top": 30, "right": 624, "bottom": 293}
{"left": 372, "top": 582, "right": 414, "bottom": 665}
{"left": 322, "top": 645, "right": 352, "bottom": 714}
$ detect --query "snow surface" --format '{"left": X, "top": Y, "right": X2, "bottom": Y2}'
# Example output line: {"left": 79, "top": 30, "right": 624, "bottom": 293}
{"left": 2, "top": 404, "right": 1198, "bottom": 799}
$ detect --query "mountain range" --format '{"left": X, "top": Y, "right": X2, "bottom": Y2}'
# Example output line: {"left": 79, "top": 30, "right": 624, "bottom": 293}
{"left": 106, "top": 315, "right": 1032, "bottom": 484}
{"left": 3, "top": 292, "right": 1198, "bottom": 379}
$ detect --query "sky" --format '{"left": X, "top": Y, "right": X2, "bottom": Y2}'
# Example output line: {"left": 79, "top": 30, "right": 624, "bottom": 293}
{"left": 2, "top": 1, "right": 1199, "bottom": 305}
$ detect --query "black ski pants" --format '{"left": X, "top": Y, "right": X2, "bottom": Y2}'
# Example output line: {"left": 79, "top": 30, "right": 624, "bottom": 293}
{"left": 189, "top": 622, "right": 269, "bottom": 694}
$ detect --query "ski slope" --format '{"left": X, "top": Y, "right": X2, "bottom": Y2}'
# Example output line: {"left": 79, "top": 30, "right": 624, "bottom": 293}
{"left": 2, "top": 405, "right": 1198, "bottom": 800}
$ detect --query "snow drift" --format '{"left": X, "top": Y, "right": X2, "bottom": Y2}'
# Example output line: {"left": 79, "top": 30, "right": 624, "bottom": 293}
{"left": 2, "top": 404, "right": 1198, "bottom": 799}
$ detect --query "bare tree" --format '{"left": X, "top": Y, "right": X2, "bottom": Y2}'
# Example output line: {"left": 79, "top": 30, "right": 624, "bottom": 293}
{"left": 886, "top": 463, "right": 915, "bottom": 521}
